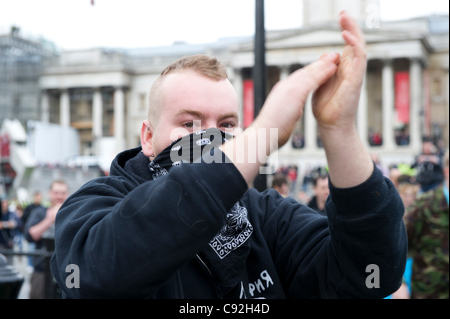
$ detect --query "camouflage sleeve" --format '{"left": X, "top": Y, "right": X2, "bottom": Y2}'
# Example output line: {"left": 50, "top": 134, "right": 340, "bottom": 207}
{"left": 403, "top": 201, "right": 423, "bottom": 253}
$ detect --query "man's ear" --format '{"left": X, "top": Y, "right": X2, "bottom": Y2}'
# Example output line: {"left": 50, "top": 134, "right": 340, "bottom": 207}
{"left": 141, "top": 120, "right": 154, "bottom": 158}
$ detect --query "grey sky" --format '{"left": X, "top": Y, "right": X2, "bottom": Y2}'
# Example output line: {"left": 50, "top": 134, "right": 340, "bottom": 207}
{"left": 0, "top": 0, "right": 448, "bottom": 50}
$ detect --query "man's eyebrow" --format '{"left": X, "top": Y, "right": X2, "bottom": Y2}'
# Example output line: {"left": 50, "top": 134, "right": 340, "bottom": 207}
{"left": 174, "top": 109, "right": 239, "bottom": 121}
{"left": 218, "top": 112, "right": 239, "bottom": 122}
{"left": 174, "top": 109, "right": 205, "bottom": 118}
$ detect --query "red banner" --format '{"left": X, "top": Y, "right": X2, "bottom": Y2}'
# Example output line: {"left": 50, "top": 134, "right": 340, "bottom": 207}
{"left": 243, "top": 80, "right": 254, "bottom": 129}
{"left": 395, "top": 72, "right": 410, "bottom": 124}
{"left": 0, "top": 134, "right": 10, "bottom": 158}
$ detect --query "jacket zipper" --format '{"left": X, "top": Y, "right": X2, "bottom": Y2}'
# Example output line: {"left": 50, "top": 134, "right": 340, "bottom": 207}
{"left": 196, "top": 254, "right": 212, "bottom": 277}
{"left": 196, "top": 254, "right": 223, "bottom": 299}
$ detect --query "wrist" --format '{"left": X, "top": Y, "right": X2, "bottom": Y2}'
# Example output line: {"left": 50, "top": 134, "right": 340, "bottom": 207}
{"left": 318, "top": 124, "right": 373, "bottom": 189}
{"left": 318, "top": 121, "right": 358, "bottom": 137}
{"left": 318, "top": 124, "right": 360, "bottom": 151}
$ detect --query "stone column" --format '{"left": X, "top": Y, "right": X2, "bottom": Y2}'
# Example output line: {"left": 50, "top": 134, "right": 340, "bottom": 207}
{"left": 40, "top": 91, "right": 50, "bottom": 123}
{"left": 279, "top": 65, "right": 290, "bottom": 81}
{"left": 304, "top": 93, "right": 317, "bottom": 151}
{"left": 409, "top": 58, "right": 422, "bottom": 152}
{"left": 382, "top": 59, "right": 395, "bottom": 150}
{"left": 114, "top": 87, "right": 125, "bottom": 152}
{"left": 92, "top": 88, "right": 103, "bottom": 155}
{"left": 60, "top": 89, "right": 70, "bottom": 127}
{"left": 357, "top": 71, "right": 369, "bottom": 148}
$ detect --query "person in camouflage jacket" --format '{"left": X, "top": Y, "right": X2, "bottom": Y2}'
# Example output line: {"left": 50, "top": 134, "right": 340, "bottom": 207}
{"left": 404, "top": 150, "right": 449, "bottom": 299}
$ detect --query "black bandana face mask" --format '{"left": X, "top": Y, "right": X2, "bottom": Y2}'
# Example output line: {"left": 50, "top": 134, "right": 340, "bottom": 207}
{"left": 148, "top": 128, "right": 234, "bottom": 181}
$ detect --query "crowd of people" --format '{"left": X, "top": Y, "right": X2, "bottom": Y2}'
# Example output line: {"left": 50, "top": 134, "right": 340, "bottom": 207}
{"left": 292, "top": 128, "right": 412, "bottom": 149}
{"left": 0, "top": 180, "right": 69, "bottom": 299}
{"left": 271, "top": 138, "right": 449, "bottom": 299}
{"left": 0, "top": 15, "right": 448, "bottom": 298}
{"left": 1, "top": 135, "right": 448, "bottom": 299}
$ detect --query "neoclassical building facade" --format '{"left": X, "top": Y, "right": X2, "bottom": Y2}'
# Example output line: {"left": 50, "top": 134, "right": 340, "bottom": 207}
{"left": 38, "top": 1, "right": 449, "bottom": 173}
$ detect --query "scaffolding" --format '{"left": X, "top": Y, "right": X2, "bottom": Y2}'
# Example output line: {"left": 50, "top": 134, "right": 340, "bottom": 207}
{"left": 0, "top": 30, "right": 57, "bottom": 127}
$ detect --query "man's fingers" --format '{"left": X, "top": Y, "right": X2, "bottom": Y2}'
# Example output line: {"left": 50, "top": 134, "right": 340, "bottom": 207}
{"left": 291, "top": 54, "right": 339, "bottom": 91}
{"left": 305, "top": 53, "right": 340, "bottom": 87}
{"left": 340, "top": 11, "right": 364, "bottom": 42}
{"left": 340, "top": 12, "right": 366, "bottom": 61}
{"left": 340, "top": 11, "right": 366, "bottom": 52}
{"left": 342, "top": 30, "right": 365, "bottom": 57}
{"left": 319, "top": 52, "right": 341, "bottom": 63}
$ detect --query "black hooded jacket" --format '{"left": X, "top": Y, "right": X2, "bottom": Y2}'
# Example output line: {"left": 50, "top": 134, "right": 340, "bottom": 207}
{"left": 50, "top": 147, "right": 407, "bottom": 299}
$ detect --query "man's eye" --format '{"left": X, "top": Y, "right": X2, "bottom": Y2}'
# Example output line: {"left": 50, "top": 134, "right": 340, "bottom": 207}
{"left": 220, "top": 123, "right": 236, "bottom": 129}
{"left": 182, "top": 122, "right": 194, "bottom": 128}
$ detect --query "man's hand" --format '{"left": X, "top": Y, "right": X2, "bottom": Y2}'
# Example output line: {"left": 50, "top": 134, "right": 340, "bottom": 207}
{"left": 45, "top": 203, "right": 62, "bottom": 224}
{"left": 222, "top": 12, "right": 373, "bottom": 189}
{"left": 0, "top": 220, "right": 17, "bottom": 230}
{"left": 28, "top": 203, "right": 62, "bottom": 242}
{"left": 312, "top": 11, "right": 367, "bottom": 131}
{"left": 222, "top": 54, "right": 340, "bottom": 186}
{"left": 255, "top": 53, "right": 341, "bottom": 148}
{"left": 311, "top": 11, "right": 373, "bottom": 188}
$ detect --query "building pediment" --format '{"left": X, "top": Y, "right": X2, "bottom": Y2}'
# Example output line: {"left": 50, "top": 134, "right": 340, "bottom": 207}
{"left": 235, "top": 23, "right": 426, "bottom": 52}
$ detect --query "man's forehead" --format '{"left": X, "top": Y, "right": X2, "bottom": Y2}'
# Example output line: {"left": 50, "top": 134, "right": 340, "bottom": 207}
{"left": 51, "top": 183, "right": 68, "bottom": 191}
{"left": 159, "top": 71, "right": 239, "bottom": 116}
{"left": 161, "top": 69, "right": 232, "bottom": 93}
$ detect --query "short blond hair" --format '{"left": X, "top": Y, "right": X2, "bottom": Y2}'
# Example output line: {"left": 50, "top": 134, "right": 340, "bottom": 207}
{"left": 148, "top": 55, "right": 228, "bottom": 127}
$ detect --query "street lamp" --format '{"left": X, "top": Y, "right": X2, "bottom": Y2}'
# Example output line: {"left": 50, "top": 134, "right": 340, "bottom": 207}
{"left": 253, "top": 0, "right": 268, "bottom": 192}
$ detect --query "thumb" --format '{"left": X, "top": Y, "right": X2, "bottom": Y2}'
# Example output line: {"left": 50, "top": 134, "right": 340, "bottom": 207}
{"left": 288, "top": 53, "right": 340, "bottom": 95}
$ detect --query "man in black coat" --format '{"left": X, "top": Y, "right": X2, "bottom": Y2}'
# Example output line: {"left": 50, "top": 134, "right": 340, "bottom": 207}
{"left": 307, "top": 174, "right": 330, "bottom": 216}
{"left": 50, "top": 13, "right": 407, "bottom": 299}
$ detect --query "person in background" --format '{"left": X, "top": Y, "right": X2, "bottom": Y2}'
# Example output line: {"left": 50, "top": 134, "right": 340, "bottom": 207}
{"left": 21, "top": 191, "right": 44, "bottom": 270}
{"left": 412, "top": 137, "right": 444, "bottom": 193}
{"left": 22, "top": 191, "right": 43, "bottom": 229}
{"left": 287, "top": 167, "right": 298, "bottom": 194}
{"left": 307, "top": 174, "right": 330, "bottom": 217}
{"left": 390, "top": 178, "right": 420, "bottom": 299}
{"left": 389, "top": 166, "right": 401, "bottom": 189}
{"left": 402, "top": 149, "right": 449, "bottom": 299}
{"left": 371, "top": 152, "right": 390, "bottom": 178}
{"left": 397, "top": 182, "right": 420, "bottom": 210}
{"left": 271, "top": 174, "right": 290, "bottom": 198}
{"left": 25, "top": 180, "right": 69, "bottom": 299}
{"left": 0, "top": 197, "right": 22, "bottom": 265}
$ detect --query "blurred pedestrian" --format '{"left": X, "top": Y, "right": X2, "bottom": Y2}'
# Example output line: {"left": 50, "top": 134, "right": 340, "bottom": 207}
{"left": 22, "top": 191, "right": 43, "bottom": 269}
{"left": 22, "top": 191, "right": 43, "bottom": 229}
{"left": 292, "top": 131, "right": 304, "bottom": 149}
{"left": 389, "top": 166, "right": 401, "bottom": 189}
{"left": 271, "top": 174, "right": 290, "bottom": 198}
{"left": 24, "top": 180, "right": 68, "bottom": 299}
{"left": 287, "top": 166, "right": 298, "bottom": 193}
{"left": 403, "top": 149, "right": 449, "bottom": 299}
{"left": 397, "top": 179, "right": 420, "bottom": 210}
{"left": 371, "top": 152, "right": 390, "bottom": 178}
{"left": 390, "top": 179, "right": 420, "bottom": 299}
{"left": 307, "top": 174, "right": 330, "bottom": 217}
{"left": 0, "top": 197, "right": 22, "bottom": 265}
{"left": 412, "top": 137, "right": 444, "bottom": 192}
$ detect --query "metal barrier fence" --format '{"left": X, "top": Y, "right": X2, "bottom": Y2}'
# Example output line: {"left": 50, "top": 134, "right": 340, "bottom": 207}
{"left": 0, "top": 236, "right": 61, "bottom": 299}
